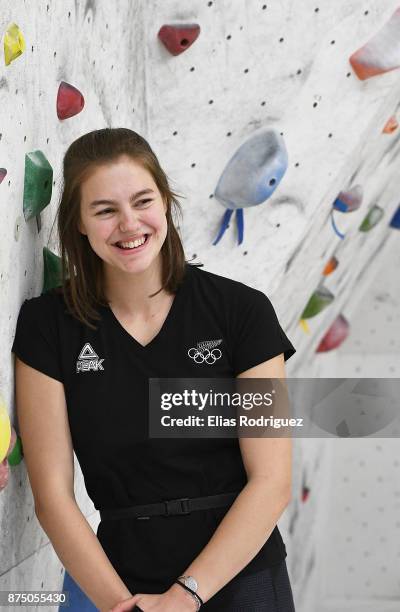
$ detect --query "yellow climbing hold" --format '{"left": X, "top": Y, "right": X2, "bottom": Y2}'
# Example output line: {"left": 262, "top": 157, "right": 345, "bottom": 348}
{"left": 0, "top": 394, "right": 11, "bottom": 462}
{"left": 4, "top": 22, "right": 25, "bottom": 66}
{"left": 299, "top": 318, "right": 310, "bottom": 334}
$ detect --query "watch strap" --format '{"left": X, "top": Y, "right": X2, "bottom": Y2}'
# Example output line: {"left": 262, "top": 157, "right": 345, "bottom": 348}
{"left": 175, "top": 579, "right": 203, "bottom": 609}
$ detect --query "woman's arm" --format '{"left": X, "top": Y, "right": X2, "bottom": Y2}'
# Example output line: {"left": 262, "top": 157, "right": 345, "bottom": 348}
{"left": 36, "top": 498, "right": 133, "bottom": 612}
{"left": 14, "top": 358, "right": 133, "bottom": 612}
{"left": 168, "top": 353, "right": 292, "bottom": 605}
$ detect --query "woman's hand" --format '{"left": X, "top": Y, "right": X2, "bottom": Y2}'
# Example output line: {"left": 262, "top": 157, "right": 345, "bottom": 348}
{"left": 108, "top": 583, "right": 198, "bottom": 611}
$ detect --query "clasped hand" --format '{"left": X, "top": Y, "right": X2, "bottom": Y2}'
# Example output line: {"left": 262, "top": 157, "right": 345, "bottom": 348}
{"left": 108, "top": 583, "right": 198, "bottom": 611}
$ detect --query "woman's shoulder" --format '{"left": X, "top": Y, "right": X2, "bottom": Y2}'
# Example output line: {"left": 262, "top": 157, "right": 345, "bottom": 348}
{"left": 187, "top": 262, "right": 265, "bottom": 302}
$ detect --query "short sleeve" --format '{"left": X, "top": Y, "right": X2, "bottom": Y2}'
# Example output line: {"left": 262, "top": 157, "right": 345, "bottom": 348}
{"left": 231, "top": 288, "right": 296, "bottom": 376}
{"left": 11, "top": 296, "right": 63, "bottom": 383}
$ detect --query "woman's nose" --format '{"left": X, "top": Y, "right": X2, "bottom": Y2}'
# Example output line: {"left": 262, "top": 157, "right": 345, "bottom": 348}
{"left": 119, "top": 207, "right": 141, "bottom": 232}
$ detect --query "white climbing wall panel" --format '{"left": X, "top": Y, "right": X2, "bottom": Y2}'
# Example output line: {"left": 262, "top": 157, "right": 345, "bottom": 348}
{"left": 1, "top": 1, "right": 399, "bottom": 610}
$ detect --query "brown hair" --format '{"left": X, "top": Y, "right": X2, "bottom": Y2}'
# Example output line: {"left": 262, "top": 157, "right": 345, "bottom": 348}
{"left": 53, "top": 127, "right": 188, "bottom": 330}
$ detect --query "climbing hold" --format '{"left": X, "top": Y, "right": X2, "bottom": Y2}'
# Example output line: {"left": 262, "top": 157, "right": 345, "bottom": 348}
{"left": 301, "top": 486, "right": 310, "bottom": 503}
{"left": 383, "top": 115, "right": 398, "bottom": 134}
{"left": 23, "top": 151, "right": 53, "bottom": 221}
{"left": 57, "top": 81, "right": 85, "bottom": 120}
{"left": 330, "top": 210, "right": 345, "bottom": 239}
{"left": 42, "top": 247, "right": 63, "bottom": 293}
{"left": 0, "top": 168, "right": 7, "bottom": 184}
{"left": 7, "top": 430, "right": 23, "bottom": 466}
{"left": 0, "top": 395, "right": 11, "bottom": 463}
{"left": 316, "top": 314, "right": 349, "bottom": 352}
{"left": 333, "top": 185, "right": 363, "bottom": 213}
{"left": 301, "top": 286, "right": 334, "bottom": 319}
{"left": 299, "top": 319, "right": 311, "bottom": 334}
{"left": 0, "top": 458, "right": 9, "bottom": 492}
{"left": 349, "top": 7, "right": 400, "bottom": 80}
{"left": 4, "top": 22, "right": 25, "bottom": 66}
{"left": 322, "top": 256, "right": 339, "bottom": 276}
{"left": 213, "top": 128, "right": 288, "bottom": 245}
{"left": 389, "top": 205, "right": 400, "bottom": 229}
{"left": 158, "top": 24, "right": 200, "bottom": 56}
{"left": 359, "top": 204, "right": 384, "bottom": 232}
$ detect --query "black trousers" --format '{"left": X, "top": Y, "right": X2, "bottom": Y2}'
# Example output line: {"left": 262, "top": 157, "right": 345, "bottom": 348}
{"left": 201, "top": 559, "right": 296, "bottom": 612}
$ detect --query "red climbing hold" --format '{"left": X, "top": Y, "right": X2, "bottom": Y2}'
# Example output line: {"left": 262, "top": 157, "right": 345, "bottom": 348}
{"left": 316, "top": 314, "right": 349, "bottom": 353}
{"left": 383, "top": 115, "right": 398, "bottom": 134}
{"left": 158, "top": 24, "right": 200, "bottom": 56}
{"left": 301, "top": 486, "right": 310, "bottom": 502}
{"left": 0, "top": 168, "right": 7, "bottom": 184}
{"left": 57, "top": 81, "right": 85, "bottom": 120}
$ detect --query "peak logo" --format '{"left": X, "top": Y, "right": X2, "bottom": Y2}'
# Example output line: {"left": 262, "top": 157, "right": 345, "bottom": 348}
{"left": 76, "top": 343, "right": 105, "bottom": 373}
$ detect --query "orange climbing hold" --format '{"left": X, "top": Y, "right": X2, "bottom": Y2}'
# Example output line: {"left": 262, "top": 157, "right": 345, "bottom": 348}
{"left": 350, "top": 7, "right": 400, "bottom": 80}
{"left": 383, "top": 115, "right": 398, "bottom": 134}
{"left": 57, "top": 81, "right": 85, "bottom": 120}
{"left": 158, "top": 24, "right": 200, "bottom": 56}
{"left": 322, "top": 256, "right": 339, "bottom": 276}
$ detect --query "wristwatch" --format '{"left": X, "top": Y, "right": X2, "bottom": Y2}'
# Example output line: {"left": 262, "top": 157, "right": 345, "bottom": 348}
{"left": 177, "top": 575, "right": 202, "bottom": 610}
{"left": 178, "top": 575, "right": 198, "bottom": 592}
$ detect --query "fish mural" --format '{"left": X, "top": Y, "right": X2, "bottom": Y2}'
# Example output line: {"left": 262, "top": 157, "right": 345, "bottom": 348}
{"left": 212, "top": 128, "right": 288, "bottom": 245}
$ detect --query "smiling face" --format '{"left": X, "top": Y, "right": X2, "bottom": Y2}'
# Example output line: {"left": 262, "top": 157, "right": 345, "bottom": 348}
{"left": 78, "top": 155, "right": 168, "bottom": 277}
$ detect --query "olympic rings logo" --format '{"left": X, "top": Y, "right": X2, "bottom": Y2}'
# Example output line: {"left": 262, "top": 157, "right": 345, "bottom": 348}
{"left": 188, "top": 346, "right": 222, "bottom": 364}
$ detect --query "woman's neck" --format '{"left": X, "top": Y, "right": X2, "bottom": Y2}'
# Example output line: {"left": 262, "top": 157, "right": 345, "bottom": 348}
{"left": 103, "top": 257, "right": 167, "bottom": 315}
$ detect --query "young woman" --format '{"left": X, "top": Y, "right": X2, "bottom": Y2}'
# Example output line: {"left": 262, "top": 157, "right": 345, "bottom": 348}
{"left": 12, "top": 128, "right": 297, "bottom": 611}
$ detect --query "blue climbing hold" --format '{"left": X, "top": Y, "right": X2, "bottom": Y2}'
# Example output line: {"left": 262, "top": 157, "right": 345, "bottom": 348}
{"left": 212, "top": 128, "right": 288, "bottom": 245}
{"left": 389, "top": 205, "right": 400, "bottom": 229}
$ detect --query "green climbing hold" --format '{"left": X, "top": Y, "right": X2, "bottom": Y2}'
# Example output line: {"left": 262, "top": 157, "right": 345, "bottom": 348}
{"left": 42, "top": 246, "right": 63, "bottom": 293}
{"left": 7, "top": 435, "right": 23, "bottom": 466}
{"left": 301, "top": 287, "right": 334, "bottom": 319}
{"left": 23, "top": 151, "right": 53, "bottom": 221}
{"left": 359, "top": 205, "right": 384, "bottom": 232}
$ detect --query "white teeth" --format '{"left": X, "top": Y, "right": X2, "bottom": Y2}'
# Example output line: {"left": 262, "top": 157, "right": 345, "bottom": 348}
{"left": 117, "top": 236, "right": 147, "bottom": 249}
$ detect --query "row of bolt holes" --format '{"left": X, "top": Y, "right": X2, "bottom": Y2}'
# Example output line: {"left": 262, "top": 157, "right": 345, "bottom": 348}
{"left": 58, "top": 4, "right": 371, "bottom": 21}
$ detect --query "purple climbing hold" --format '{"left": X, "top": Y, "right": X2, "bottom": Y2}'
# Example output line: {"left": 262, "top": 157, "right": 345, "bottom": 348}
{"left": 333, "top": 185, "right": 363, "bottom": 213}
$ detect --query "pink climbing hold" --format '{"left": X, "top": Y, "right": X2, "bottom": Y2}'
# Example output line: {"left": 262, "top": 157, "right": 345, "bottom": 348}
{"left": 350, "top": 7, "right": 400, "bottom": 80}
{"left": 0, "top": 168, "right": 7, "bottom": 184}
{"left": 316, "top": 314, "right": 349, "bottom": 353}
{"left": 57, "top": 81, "right": 85, "bottom": 120}
{"left": 158, "top": 24, "right": 200, "bottom": 56}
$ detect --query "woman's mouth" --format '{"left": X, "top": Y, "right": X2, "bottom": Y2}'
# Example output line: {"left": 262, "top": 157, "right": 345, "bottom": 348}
{"left": 113, "top": 234, "right": 150, "bottom": 254}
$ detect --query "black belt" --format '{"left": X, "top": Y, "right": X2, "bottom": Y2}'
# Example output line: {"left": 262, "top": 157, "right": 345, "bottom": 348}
{"left": 99, "top": 491, "right": 241, "bottom": 521}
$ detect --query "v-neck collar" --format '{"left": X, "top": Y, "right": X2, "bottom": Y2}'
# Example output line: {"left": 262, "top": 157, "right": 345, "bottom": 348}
{"left": 102, "top": 262, "right": 192, "bottom": 351}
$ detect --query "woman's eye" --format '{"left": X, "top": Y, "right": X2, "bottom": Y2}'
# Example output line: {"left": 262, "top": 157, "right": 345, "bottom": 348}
{"left": 96, "top": 200, "right": 152, "bottom": 215}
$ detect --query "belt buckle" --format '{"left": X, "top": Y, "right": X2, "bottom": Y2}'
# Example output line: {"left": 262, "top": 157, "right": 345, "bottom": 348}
{"left": 163, "top": 497, "right": 191, "bottom": 516}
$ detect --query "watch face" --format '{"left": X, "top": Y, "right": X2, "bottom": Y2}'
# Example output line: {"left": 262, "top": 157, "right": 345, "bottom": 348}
{"left": 182, "top": 576, "right": 198, "bottom": 592}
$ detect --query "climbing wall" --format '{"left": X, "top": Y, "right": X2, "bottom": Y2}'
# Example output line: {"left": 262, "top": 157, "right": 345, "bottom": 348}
{"left": 1, "top": 1, "right": 400, "bottom": 611}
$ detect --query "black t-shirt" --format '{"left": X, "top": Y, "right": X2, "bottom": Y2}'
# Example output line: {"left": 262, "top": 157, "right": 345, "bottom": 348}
{"left": 11, "top": 262, "right": 296, "bottom": 594}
